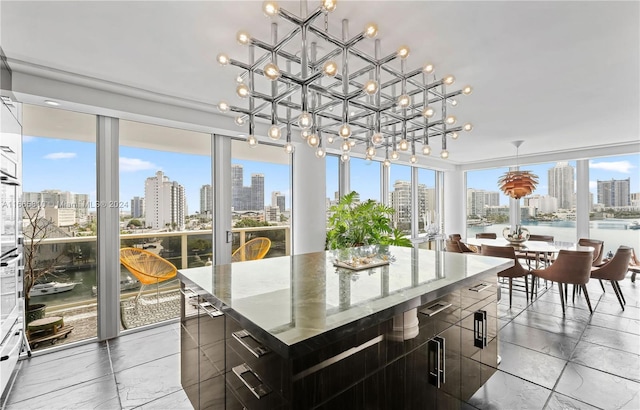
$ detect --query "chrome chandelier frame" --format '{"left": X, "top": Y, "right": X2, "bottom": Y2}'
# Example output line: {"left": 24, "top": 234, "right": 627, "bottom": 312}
{"left": 216, "top": 0, "right": 473, "bottom": 163}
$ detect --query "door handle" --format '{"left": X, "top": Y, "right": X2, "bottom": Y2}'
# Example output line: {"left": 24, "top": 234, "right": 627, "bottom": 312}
{"left": 474, "top": 310, "right": 487, "bottom": 348}
{"left": 428, "top": 336, "right": 445, "bottom": 388}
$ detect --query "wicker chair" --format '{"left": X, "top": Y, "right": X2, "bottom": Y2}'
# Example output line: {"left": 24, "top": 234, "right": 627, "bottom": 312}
{"left": 231, "top": 237, "right": 271, "bottom": 262}
{"left": 590, "top": 246, "right": 633, "bottom": 310}
{"left": 531, "top": 250, "right": 594, "bottom": 315}
{"left": 481, "top": 244, "right": 529, "bottom": 307}
{"left": 120, "top": 248, "right": 178, "bottom": 302}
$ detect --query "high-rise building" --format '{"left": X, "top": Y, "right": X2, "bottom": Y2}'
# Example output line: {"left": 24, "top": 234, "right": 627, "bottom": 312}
{"left": 250, "top": 174, "right": 265, "bottom": 211}
{"left": 22, "top": 190, "right": 90, "bottom": 222}
{"left": 272, "top": 191, "right": 286, "bottom": 212}
{"left": 523, "top": 195, "right": 558, "bottom": 214}
{"left": 467, "top": 189, "right": 500, "bottom": 217}
{"left": 597, "top": 178, "right": 631, "bottom": 208}
{"left": 232, "top": 164, "right": 245, "bottom": 211}
{"left": 389, "top": 181, "right": 431, "bottom": 230}
{"left": 200, "top": 184, "right": 213, "bottom": 215}
{"left": 131, "top": 196, "right": 145, "bottom": 218}
{"left": 144, "top": 170, "right": 186, "bottom": 230}
{"left": 548, "top": 162, "right": 575, "bottom": 210}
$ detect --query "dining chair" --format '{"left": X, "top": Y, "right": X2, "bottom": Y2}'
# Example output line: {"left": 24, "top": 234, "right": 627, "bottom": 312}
{"left": 457, "top": 241, "right": 478, "bottom": 253}
{"left": 577, "top": 238, "right": 605, "bottom": 292}
{"left": 445, "top": 239, "right": 463, "bottom": 253}
{"left": 530, "top": 250, "right": 594, "bottom": 315}
{"left": 476, "top": 233, "right": 497, "bottom": 239}
{"left": 518, "top": 234, "right": 555, "bottom": 269}
{"left": 590, "top": 246, "right": 633, "bottom": 310}
{"left": 480, "top": 244, "right": 529, "bottom": 307}
{"left": 448, "top": 234, "right": 462, "bottom": 242}
{"left": 629, "top": 248, "right": 640, "bottom": 283}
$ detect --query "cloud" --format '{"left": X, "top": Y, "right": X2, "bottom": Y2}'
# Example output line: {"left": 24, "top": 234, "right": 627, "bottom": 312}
{"left": 44, "top": 152, "right": 76, "bottom": 160}
{"left": 589, "top": 160, "right": 635, "bottom": 174}
{"left": 120, "top": 157, "right": 157, "bottom": 172}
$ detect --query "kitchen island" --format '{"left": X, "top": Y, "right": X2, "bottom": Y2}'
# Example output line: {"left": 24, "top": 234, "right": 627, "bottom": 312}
{"left": 179, "top": 245, "right": 512, "bottom": 409}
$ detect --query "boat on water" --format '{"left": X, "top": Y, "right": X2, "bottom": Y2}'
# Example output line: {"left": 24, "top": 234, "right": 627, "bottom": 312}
{"left": 29, "top": 281, "right": 77, "bottom": 297}
{"left": 91, "top": 276, "right": 140, "bottom": 296}
{"left": 629, "top": 221, "right": 640, "bottom": 230}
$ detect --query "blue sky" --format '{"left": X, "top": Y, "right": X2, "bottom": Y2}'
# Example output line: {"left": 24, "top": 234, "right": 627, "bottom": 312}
{"left": 23, "top": 136, "right": 639, "bottom": 212}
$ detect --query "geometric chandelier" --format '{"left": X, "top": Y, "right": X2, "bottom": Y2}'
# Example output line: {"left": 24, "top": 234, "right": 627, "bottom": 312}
{"left": 498, "top": 140, "right": 539, "bottom": 199}
{"left": 216, "top": 0, "right": 473, "bottom": 164}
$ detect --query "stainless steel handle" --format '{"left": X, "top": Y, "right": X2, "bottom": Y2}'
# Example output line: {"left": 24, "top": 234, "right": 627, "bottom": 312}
{"left": 469, "top": 283, "right": 491, "bottom": 293}
{"left": 0, "top": 253, "right": 21, "bottom": 267}
{"left": 232, "top": 363, "right": 272, "bottom": 399}
{"left": 199, "top": 301, "right": 223, "bottom": 317}
{"left": 428, "top": 336, "right": 445, "bottom": 388}
{"left": 232, "top": 330, "right": 270, "bottom": 358}
{"left": 419, "top": 302, "right": 452, "bottom": 317}
{"left": 474, "top": 310, "right": 487, "bottom": 349}
{"left": 179, "top": 287, "right": 198, "bottom": 298}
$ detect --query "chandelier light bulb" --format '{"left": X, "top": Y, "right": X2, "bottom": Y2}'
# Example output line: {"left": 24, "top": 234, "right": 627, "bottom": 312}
{"left": 300, "top": 129, "right": 311, "bottom": 140}
{"left": 236, "top": 83, "right": 250, "bottom": 98}
{"left": 422, "top": 106, "right": 435, "bottom": 118}
{"left": 463, "top": 122, "right": 473, "bottom": 132}
{"left": 263, "top": 62, "right": 281, "bottom": 80}
{"left": 327, "top": 136, "right": 334, "bottom": 143}
{"left": 445, "top": 115, "right": 457, "bottom": 125}
{"left": 323, "top": 61, "right": 338, "bottom": 77}
{"left": 398, "top": 139, "right": 409, "bottom": 151}
{"left": 363, "top": 80, "right": 378, "bottom": 95}
{"left": 341, "top": 141, "right": 351, "bottom": 152}
{"left": 235, "top": 73, "right": 245, "bottom": 83}
{"left": 364, "top": 23, "right": 378, "bottom": 38}
{"left": 246, "top": 135, "right": 258, "bottom": 148}
{"left": 423, "top": 63, "right": 435, "bottom": 74}
{"left": 371, "top": 133, "right": 384, "bottom": 145}
{"left": 441, "top": 149, "right": 449, "bottom": 159}
{"left": 397, "top": 45, "right": 410, "bottom": 59}
{"left": 391, "top": 150, "right": 400, "bottom": 160}
{"left": 234, "top": 116, "right": 245, "bottom": 126}
{"left": 443, "top": 75, "right": 455, "bottom": 85}
{"left": 450, "top": 132, "right": 459, "bottom": 140}
{"left": 297, "top": 112, "right": 313, "bottom": 130}
{"left": 268, "top": 125, "right": 281, "bottom": 140}
{"left": 422, "top": 145, "right": 431, "bottom": 155}
{"left": 237, "top": 31, "right": 251, "bottom": 45}
{"left": 216, "top": 53, "right": 230, "bottom": 66}
{"left": 462, "top": 85, "right": 473, "bottom": 95}
{"left": 397, "top": 94, "right": 411, "bottom": 108}
{"left": 366, "top": 146, "right": 376, "bottom": 157}
{"left": 410, "top": 155, "right": 418, "bottom": 164}
{"left": 449, "top": 99, "right": 458, "bottom": 106}
{"left": 315, "top": 147, "right": 326, "bottom": 158}
{"left": 307, "top": 134, "right": 319, "bottom": 147}
{"left": 341, "top": 153, "right": 350, "bottom": 162}
{"left": 284, "top": 142, "right": 294, "bottom": 154}
{"left": 321, "top": 0, "right": 337, "bottom": 13}
{"left": 383, "top": 158, "right": 391, "bottom": 167}
{"left": 339, "top": 123, "right": 352, "bottom": 139}
{"left": 263, "top": 1, "right": 279, "bottom": 16}
{"left": 217, "top": 101, "right": 229, "bottom": 113}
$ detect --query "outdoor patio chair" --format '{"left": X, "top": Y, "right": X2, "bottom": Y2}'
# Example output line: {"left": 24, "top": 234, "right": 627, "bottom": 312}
{"left": 120, "top": 247, "right": 177, "bottom": 302}
{"left": 231, "top": 237, "right": 271, "bottom": 262}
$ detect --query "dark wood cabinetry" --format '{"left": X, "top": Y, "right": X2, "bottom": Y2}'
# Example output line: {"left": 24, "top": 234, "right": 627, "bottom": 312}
{"left": 180, "top": 270, "right": 498, "bottom": 409}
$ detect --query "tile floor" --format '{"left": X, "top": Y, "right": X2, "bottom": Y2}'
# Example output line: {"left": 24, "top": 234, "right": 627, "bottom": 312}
{"left": 2, "top": 275, "right": 639, "bottom": 410}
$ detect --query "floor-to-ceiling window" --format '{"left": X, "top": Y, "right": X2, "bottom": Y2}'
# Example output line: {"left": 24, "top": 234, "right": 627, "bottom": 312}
{"left": 118, "top": 120, "right": 212, "bottom": 330}
{"left": 417, "top": 168, "right": 437, "bottom": 235}
{"left": 466, "top": 167, "right": 510, "bottom": 239}
{"left": 22, "top": 104, "right": 97, "bottom": 349}
{"left": 231, "top": 140, "right": 291, "bottom": 259}
{"left": 389, "top": 163, "right": 412, "bottom": 235}
{"left": 326, "top": 154, "right": 339, "bottom": 229}
{"left": 350, "top": 157, "right": 380, "bottom": 202}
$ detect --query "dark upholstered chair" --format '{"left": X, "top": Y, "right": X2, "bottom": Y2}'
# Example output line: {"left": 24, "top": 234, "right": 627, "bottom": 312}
{"left": 528, "top": 234, "right": 554, "bottom": 242}
{"left": 590, "top": 246, "right": 633, "bottom": 310}
{"left": 476, "top": 233, "right": 497, "bottom": 239}
{"left": 448, "top": 234, "right": 462, "bottom": 242}
{"left": 577, "top": 238, "right": 605, "bottom": 292}
{"left": 518, "top": 234, "right": 555, "bottom": 269}
{"left": 481, "top": 244, "right": 529, "bottom": 307}
{"left": 630, "top": 248, "right": 640, "bottom": 283}
{"left": 531, "top": 250, "right": 594, "bottom": 315}
{"left": 445, "top": 239, "right": 462, "bottom": 253}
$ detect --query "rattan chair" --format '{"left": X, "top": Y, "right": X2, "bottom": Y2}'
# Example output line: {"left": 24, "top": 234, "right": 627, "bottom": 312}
{"left": 531, "top": 250, "right": 594, "bottom": 315}
{"left": 590, "top": 246, "right": 633, "bottom": 310}
{"left": 481, "top": 244, "right": 529, "bottom": 307}
{"left": 120, "top": 247, "right": 177, "bottom": 302}
{"left": 231, "top": 237, "right": 271, "bottom": 262}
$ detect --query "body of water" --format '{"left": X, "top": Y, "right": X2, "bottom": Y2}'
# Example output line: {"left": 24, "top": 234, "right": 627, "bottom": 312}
{"left": 468, "top": 219, "right": 640, "bottom": 256}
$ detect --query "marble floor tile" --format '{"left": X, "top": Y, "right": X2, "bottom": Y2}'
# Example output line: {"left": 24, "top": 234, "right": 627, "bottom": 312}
{"left": 543, "top": 392, "right": 600, "bottom": 410}
{"left": 109, "top": 327, "right": 180, "bottom": 373}
{"left": 588, "top": 311, "right": 640, "bottom": 335}
{"left": 555, "top": 363, "right": 640, "bottom": 410}
{"left": 499, "top": 322, "right": 579, "bottom": 360}
{"left": 497, "top": 341, "right": 567, "bottom": 389}
{"left": 593, "top": 300, "right": 640, "bottom": 320}
{"left": 135, "top": 388, "right": 194, "bottom": 409}
{"left": 467, "top": 370, "right": 551, "bottom": 410}
{"left": 570, "top": 339, "right": 640, "bottom": 382}
{"left": 512, "top": 310, "right": 587, "bottom": 340}
{"left": 581, "top": 325, "right": 640, "bottom": 355}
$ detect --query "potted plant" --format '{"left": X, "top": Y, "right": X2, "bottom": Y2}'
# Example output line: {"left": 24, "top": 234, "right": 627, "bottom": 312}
{"left": 326, "top": 191, "right": 413, "bottom": 250}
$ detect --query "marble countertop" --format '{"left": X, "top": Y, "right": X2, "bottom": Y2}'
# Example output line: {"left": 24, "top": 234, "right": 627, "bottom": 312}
{"left": 178, "top": 246, "right": 512, "bottom": 358}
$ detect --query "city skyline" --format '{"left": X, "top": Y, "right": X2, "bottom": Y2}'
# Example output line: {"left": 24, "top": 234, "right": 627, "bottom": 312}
{"left": 23, "top": 137, "right": 639, "bottom": 213}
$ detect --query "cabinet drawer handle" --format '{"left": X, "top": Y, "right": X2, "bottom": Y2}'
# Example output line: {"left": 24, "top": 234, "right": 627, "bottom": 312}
{"left": 232, "top": 330, "right": 270, "bottom": 358}
{"left": 474, "top": 310, "right": 488, "bottom": 348}
{"left": 469, "top": 283, "right": 490, "bottom": 293}
{"left": 419, "top": 302, "right": 452, "bottom": 317}
{"left": 199, "top": 301, "right": 223, "bottom": 317}
{"left": 428, "top": 336, "right": 445, "bottom": 388}
{"left": 232, "top": 363, "right": 271, "bottom": 399}
{"left": 179, "top": 287, "right": 198, "bottom": 298}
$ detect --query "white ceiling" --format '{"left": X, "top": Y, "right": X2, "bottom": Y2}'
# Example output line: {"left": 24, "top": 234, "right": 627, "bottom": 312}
{"left": 2, "top": 1, "right": 639, "bottom": 167}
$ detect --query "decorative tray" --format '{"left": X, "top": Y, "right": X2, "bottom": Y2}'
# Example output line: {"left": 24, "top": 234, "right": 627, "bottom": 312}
{"left": 333, "top": 255, "right": 392, "bottom": 271}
